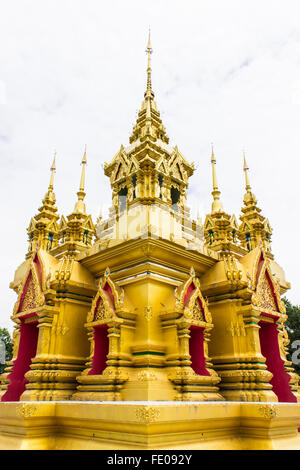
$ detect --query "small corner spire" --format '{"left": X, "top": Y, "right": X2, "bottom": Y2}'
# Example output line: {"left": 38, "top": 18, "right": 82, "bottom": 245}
{"left": 243, "top": 151, "right": 251, "bottom": 193}
{"left": 145, "top": 28, "right": 154, "bottom": 98}
{"left": 48, "top": 150, "right": 56, "bottom": 192}
{"left": 73, "top": 145, "right": 88, "bottom": 214}
{"left": 210, "top": 144, "right": 223, "bottom": 213}
{"left": 79, "top": 145, "right": 87, "bottom": 193}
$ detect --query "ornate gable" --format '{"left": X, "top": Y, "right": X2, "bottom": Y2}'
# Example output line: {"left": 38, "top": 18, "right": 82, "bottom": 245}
{"left": 13, "top": 255, "right": 45, "bottom": 315}
{"left": 251, "top": 248, "right": 284, "bottom": 315}
{"left": 175, "top": 267, "right": 212, "bottom": 324}
{"left": 157, "top": 159, "right": 168, "bottom": 176}
{"left": 169, "top": 152, "right": 188, "bottom": 184}
{"left": 87, "top": 267, "right": 124, "bottom": 324}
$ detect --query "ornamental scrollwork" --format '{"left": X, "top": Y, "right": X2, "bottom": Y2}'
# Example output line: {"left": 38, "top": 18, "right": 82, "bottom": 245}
{"left": 16, "top": 404, "right": 37, "bottom": 418}
{"left": 135, "top": 406, "right": 160, "bottom": 424}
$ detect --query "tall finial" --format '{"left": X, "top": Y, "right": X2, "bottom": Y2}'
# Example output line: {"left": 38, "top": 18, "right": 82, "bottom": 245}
{"left": 74, "top": 146, "right": 87, "bottom": 214}
{"left": 145, "top": 28, "right": 153, "bottom": 97}
{"left": 243, "top": 151, "right": 251, "bottom": 193}
{"left": 79, "top": 145, "right": 87, "bottom": 193}
{"left": 210, "top": 144, "right": 223, "bottom": 213}
{"left": 48, "top": 150, "right": 56, "bottom": 192}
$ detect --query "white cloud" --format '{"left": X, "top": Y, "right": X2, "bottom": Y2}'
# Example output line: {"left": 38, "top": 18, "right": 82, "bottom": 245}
{"left": 1, "top": 0, "right": 300, "bottom": 332}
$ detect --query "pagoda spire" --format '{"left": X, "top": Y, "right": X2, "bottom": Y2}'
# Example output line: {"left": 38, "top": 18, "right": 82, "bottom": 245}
{"left": 129, "top": 31, "right": 169, "bottom": 145}
{"left": 57, "top": 146, "right": 95, "bottom": 257}
{"left": 210, "top": 145, "right": 223, "bottom": 213}
{"left": 145, "top": 29, "right": 153, "bottom": 99}
{"left": 243, "top": 152, "right": 252, "bottom": 193}
{"left": 26, "top": 151, "right": 60, "bottom": 257}
{"left": 204, "top": 145, "right": 240, "bottom": 254}
{"left": 48, "top": 151, "right": 56, "bottom": 192}
{"left": 238, "top": 153, "right": 272, "bottom": 255}
{"left": 74, "top": 146, "right": 87, "bottom": 214}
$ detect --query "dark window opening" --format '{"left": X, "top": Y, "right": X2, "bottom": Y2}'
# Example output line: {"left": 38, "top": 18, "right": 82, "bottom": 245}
{"left": 208, "top": 229, "right": 214, "bottom": 245}
{"left": 232, "top": 229, "right": 236, "bottom": 242}
{"left": 171, "top": 186, "right": 180, "bottom": 210}
{"left": 118, "top": 187, "right": 128, "bottom": 212}
{"left": 158, "top": 174, "right": 163, "bottom": 199}
{"left": 29, "top": 233, "right": 33, "bottom": 252}
{"left": 132, "top": 175, "right": 137, "bottom": 200}
{"left": 47, "top": 232, "right": 54, "bottom": 250}
{"left": 246, "top": 232, "right": 251, "bottom": 252}
{"left": 83, "top": 229, "right": 88, "bottom": 245}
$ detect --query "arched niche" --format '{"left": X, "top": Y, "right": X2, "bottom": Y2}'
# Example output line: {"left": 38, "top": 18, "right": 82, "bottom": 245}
{"left": 1, "top": 253, "right": 45, "bottom": 401}
{"left": 84, "top": 267, "right": 132, "bottom": 377}
{"left": 177, "top": 273, "right": 212, "bottom": 377}
{"left": 252, "top": 251, "right": 298, "bottom": 402}
{"left": 160, "top": 267, "right": 222, "bottom": 401}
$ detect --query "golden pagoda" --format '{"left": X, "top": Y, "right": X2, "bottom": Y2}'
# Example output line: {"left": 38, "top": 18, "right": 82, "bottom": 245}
{"left": 0, "top": 33, "right": 300, "bottom": 450}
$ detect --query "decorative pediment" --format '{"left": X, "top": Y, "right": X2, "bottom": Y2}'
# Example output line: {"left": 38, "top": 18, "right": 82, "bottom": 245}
{"left": 169, "top": 154, "right": 187, "bottom": 183}
{"left": 46, "top": 218, "right": 59, "bottom": 232}
{"left": 13, "top": 257, "right": 45, "bottom": 315}
{"left": 204, "top": 215, "right": 214, "bottom": 230}
{"left": 157, "top": 159, "right": 168, "bottom": 175}
{"left": 111, "top": 150, "right": 131, "bottom": 183}
{"left": 251, "top": 255, "right": 284, "bottom": 315}
{"left": 175, "top": 267, "right": 212, "bottom": 324}
{"left": 87, "top": 267, "right": 125, "bottom": 324}
{"left": 240, "top": 221, "right": 252, "bottom": 232}
{"left": 230, "top": 215, "right": 239, "bottom": 230}
{"left": 28, "top": 217, "right": 36, "bottom": 232}
{"left": 100, "top": 267, "right": 124, "bottom": 310}
{"left": 128, "top": 156, "right": 139, "bottom": 175}
{"left": 82, "top": 215, "right": 95, "bottom": 231}
{"left": 264, "top": 218, "right": 272, "bottom": 234}
{"left": 59, "top": 215, "right": 67, "bottom": 231}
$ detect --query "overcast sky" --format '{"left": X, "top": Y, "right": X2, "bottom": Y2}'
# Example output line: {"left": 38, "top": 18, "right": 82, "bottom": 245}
{"left": 1, "top": 0, "right": 300, "bottom": 332}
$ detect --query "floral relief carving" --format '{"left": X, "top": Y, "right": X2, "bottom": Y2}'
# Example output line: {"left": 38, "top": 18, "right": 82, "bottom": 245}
{"left": 144, "top": 305, "right": 153, "bottom": 321}
{"left": 137, "top": 370, "right": 157, "bottom": 381}
{"left": 14, "top": 259, "right": 45, "bottom": 315}
{"left": 135, "top": 406, "right": 160, "bottom": 423}
{"left": 16, "top": 404, "right": 37, "bottom": 418}
{"left": 254, "top": 276, "right": 277, "bottom": 312}
{"left": 94, "top": 298, "right": 110, "bottom": 321}
{"left": 258, "top": 405, "right": 278, "bottom": 419}
{"left": 191, "top": 299, "right": 205, "bottom": 322}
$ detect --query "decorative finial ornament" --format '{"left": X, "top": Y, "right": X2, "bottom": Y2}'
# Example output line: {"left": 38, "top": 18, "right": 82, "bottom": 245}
{"left": 210, "top": 145, "right": 223, "bottom": 213}
{"left": 79, "top": 145, "right": 87, "bottom": 193}
{"left": 49, "top": 150, "right": 56, "bottom": 192}
{"left": 74, "top": 146, "right": 87, "bottom": 214}
{"left": 243, "top": 151, "right": 251, "bottom": 192}
{"left": 145, "top": 29, "right": 154, "bottom": 98}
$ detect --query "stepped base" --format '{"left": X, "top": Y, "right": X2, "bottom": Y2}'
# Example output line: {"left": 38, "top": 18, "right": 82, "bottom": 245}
{"left": 0, "top": 401, "right": 300, "bottom": 450}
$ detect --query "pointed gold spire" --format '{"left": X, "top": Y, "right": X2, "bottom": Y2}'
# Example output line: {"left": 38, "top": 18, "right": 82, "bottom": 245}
{"left": 145, "top": 28, "right": 154, "bottom": 99}
{"left": 243, "top": 151, "right": 251, "bottom": 193}
{"left": 27, "top": 150, "right": 59, "bottom": 257}
{"left": 210, "top": 144, "right": 223, "bottom": 213}
{"left": 79, "top": 145, "right": 87, "bottom": 193}
{"left": 74, "top": 146, "right": 87, "bottom": 214}
{"left": 48, "top": 150, "right": 56, "bottom": 192}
